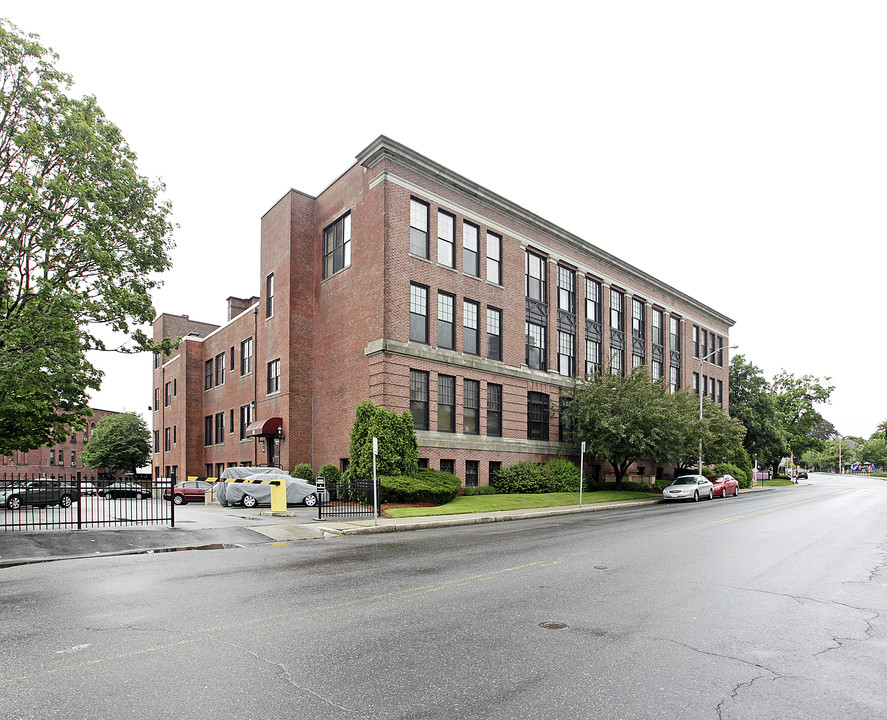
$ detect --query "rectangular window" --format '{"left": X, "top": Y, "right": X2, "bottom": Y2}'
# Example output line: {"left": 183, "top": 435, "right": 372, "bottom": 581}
{"left": 266, "top": 273, "right": 274, "bottom": 319}
{"left": 463, "top": 221, "right": 479, "bottom": 276}
{"left": 437, "top": 292, "right": 454, "bottom": 350}
{"left": 410, "top": 370, "right": 429, "bottom": 430}
{"left": 486, "top": 231, "right": 502, "bottom": 284}
{"left": 694, "top": 372, "right": 701, "bottom": 394}
{"left": 230, "top": 408, "right": 234, "bottom": 434}
{"left": 586, "top": 277, "right": 601, "bottom": 323}
{"left": 693, "top": 325, "right": 700, "bottom": 358}
{"left": 410, "top": 283, "right": 429, "bottom": 344}
{"left": 204, "top": 360, "right": 213, "bottom": 390}
{"left": 528, "top": 392, "right": 549, "bottom": 441}
{"left": 652, "top": 359, "right": 663, "bottom": 381}
{"left": 701, "top": 329, "right": 709, "bottom": 363}
{"left": 526, "top": 251, "right": 546, "bottom": 302}
{"left": 437, "top": 210, "right": 455, "bottom": 268}
{"left": 557, "top": 266, "right": 575, "bottom": 313}
{"left": 410, "top": 198, "right": 429, "bottom": 258}
{"left": 153, "top": 431, "right": 159, "bottom": 454}
{"left": 440, "top": 459, "right": 455, "bottom": 475}
{"left": 164, "top": 381, "right": 171, "bottom": 407}
{"left": 487, "top": 383, "right": 502, "bottom": 437}
{"left": 526, "top": 321, "right": 546, "bottom": 370}
{"left": 718, "top": 380, "right": 724, "bottom": 405}
{"left": 489, "top": 461, "right": 502, "bottom": 483}
{"left": 465, "top": 460, "right": 479, "bottom": 488}
{"left": 214, "top": 412, "right": 225, "bottom": 444}
{"left": 610, "top": 288, "right": 624, "bottom": 331}
{"left": 204, "top": 416, "right": 213, "bottom": 446}
{"left": 586, "top": 338, "right": 601, "bottom": 377}
{"left": 558, "top": 330, "right": 575, "bottom": 377}
{"left": 670, "top": 316, "right": 681, "bottom": 353}
{"left": 463, "top": 299, "right": 479, "bottom": 355}
{"left": 58, "top": 450, "right": 63, "bottom": 465}
{"left": 632, "top": 298, "right": 645, "bottom": 368}
{"left": 463, "top": 379, "right": 479, "bottom": 434}
{"left": 486, "top": 307, "right": 502, "bottom": 361}
{"left": 670, "top": 365, "right": 680, "bottom": 393}
{"left": 322, "top": 211, "right": 352, "bottom": 279}
{"left": 610, "top": 345, "right": 624, "bottom": 375}
{"left": 164, "top": 427, "right": 171, "bottom": 452}
{"left": 154, "top": 387, "right": 159, "bottom": 411}
{"left": 717, "top": 336, "right": 724, "bottom": 367}
{"left": 267, "top": 359, "right": 280, "bottom": 395}
{"left": 652, "top": 308, "right": 664, "bottom": 346}
{"left": 240, "top": 404, "right": 253, "bottom": 440}
{"left": 437, "top": 375, "right": 455, "bottom": 432}
{"left": 215, "top": 352, "right": 225, "bottom": 386}
{"left": 241, "top": 337, "right": 253, "bottom": 375}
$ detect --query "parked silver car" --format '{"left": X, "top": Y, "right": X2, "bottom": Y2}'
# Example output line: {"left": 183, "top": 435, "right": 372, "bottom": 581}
{"left": 214, "top": 467, "right": 325, "bottom": 508}
{"left": 662, "top": 475, "right": 714, "bottom": 502}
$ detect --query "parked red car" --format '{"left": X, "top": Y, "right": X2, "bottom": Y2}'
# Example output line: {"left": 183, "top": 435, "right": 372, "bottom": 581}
{"left": 708, "top": 474, "right": 739, "bottom": 498}
{"left": 163, "top": 480, "right": 212, "bottom": 505}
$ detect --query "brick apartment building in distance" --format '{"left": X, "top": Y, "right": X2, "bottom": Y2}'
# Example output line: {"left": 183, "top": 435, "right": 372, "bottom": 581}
{"left": 1, "top": 408, "right": 125, "bottom": 484}
{"left": 152, "top": 136, "right": 734, "bottom": 486}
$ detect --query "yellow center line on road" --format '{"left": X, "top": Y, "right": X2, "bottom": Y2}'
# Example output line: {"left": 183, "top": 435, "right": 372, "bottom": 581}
{"left": 662, "top": 489, "right": 858, "bottom": 536}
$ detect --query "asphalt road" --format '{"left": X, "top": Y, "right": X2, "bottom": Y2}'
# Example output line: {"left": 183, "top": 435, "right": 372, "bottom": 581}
{"left": 1, "top": 473, "right": 884, "bottom": 720}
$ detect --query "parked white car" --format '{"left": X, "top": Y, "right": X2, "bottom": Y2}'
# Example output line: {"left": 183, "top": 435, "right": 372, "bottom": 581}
{"left": 662, "top": 475, "right": 714, "bottom": 502}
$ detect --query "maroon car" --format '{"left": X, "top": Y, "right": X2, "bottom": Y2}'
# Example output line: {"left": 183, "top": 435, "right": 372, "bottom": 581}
{"left": 708, "top": 474, "right": 739, "bottom": 498}
{"left": 163, "top": 480, "right": 212, "bottom": 505}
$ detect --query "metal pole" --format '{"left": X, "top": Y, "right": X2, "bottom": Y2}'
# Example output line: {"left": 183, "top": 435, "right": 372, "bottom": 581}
{"left": 579, "top": 441, "right": 585, "bottom": 507}
{"left": 372, "top": 436, "right": 379, "bottom": 520}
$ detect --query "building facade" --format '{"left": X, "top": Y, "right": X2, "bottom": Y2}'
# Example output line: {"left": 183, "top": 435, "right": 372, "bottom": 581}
{"left": 152, "top": 136, "right": 734, "bottom": 485}
{"left": 1, "top": 408, "right": 125, "bottom": 484}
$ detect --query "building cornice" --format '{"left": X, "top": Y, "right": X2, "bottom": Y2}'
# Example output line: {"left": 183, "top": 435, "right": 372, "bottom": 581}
{"left": 356, "top": 135, "right": 734, "bottom": 329}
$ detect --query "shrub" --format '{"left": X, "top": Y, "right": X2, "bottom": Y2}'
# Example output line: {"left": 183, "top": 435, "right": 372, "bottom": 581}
{"left": 491, "top": 461, "right": 546, "bottom": 494}
{"left": 380, "top": 470, "right": 461, "bottom": 505}
{"left": 461, "top": 485, "right": 497, "bottom": 496}
{"left": 290, "top": 463, "right": 314, "bottom": 480}
{"left": 540, "top": 457, "right": 580, "bottom": 492}
{"left": 317, "top": 464, "right": 343, "bottom": 500}
{"left": 716, "top": 462, "right": 749, "bottom": 488}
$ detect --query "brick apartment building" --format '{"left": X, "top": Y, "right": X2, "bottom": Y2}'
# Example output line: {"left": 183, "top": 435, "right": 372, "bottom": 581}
{"left": 152, "top": 136, "right": 734, "bottom": 486}
{"left": 1, "top": 408, "right": 125, "bottom": 485}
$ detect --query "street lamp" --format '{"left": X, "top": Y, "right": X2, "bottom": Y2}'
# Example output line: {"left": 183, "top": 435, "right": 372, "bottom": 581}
{"left": 698, "top": 344, "right": 738, "bottom": 475}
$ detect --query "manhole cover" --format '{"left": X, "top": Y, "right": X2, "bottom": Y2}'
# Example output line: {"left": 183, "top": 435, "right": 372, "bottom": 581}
{"left": 539, "top": 622, "right": 568, "bottom": 630}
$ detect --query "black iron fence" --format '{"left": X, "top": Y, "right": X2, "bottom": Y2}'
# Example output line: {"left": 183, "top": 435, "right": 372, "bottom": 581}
{"left": 317, "top": 476, "right": 380, "bottom": 520}
{"left": 2, "top": 478, "right": 172, "bottom": 531}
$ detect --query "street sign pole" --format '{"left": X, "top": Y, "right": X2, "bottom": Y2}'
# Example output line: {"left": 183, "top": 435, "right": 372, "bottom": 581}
{"left": 579, "top": 441, "right": 586, "bottom": 507}
{"left": 372, "top": 436, "right": 379, "bottom": 520}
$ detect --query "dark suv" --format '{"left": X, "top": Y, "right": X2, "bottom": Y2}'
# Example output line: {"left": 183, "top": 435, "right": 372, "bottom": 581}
{"left": 1, "top": 479, "right": 80, "bottom": 509}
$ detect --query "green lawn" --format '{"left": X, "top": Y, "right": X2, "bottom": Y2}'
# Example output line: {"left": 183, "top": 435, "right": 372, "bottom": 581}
{"left": 755, "top": 478, "right": 795, "bottom": 487}
{"left": 384, "top": 490, "right": 655, "bottom": 518}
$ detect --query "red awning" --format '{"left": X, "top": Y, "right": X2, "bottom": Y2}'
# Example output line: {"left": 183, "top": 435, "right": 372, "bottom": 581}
{"left": 245, "top": 417, "right": 284, "bottom": 438}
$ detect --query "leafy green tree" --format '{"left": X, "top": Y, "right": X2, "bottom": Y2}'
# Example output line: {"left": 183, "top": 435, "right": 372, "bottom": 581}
{"left": 772, "top": 370, "right": 834, "bottom": 460}
{"left": 0, "top": 20, "right": 176, "bottom": 454}
{"left": 346, "top": 400, "right": 418, "bottom": 480}
{"left": 81, "top": 412, "right": 151, "bottom": 476}
{"left": 870, "top": 420, "right": 887, "bottom": 442}
{"left": 857, "top": 438, "right": 887, "bottom": 471}
{"left": 728, "top": 355, "right": 787, "bottom": 472}
{"left": 562, "top": 368, "right": 678, "bottom": 488}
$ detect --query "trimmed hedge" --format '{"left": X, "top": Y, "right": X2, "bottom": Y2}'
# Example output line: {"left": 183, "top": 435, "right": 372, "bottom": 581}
{"left": 715, "top": 462, "right": 750, "bottom": 488}
{"left": 290, "top": 463, "right": 313, "bottom": 480}
{"left": 540, "top": 457, "right": 580, "bottom": 492}
{"left": 380, "top": 469, "right": 461, "bottom": 505}
{"left": 490, "top": 461, "right": 546, "bottom": 493}
{"left": 461, "top": 485, "right": 497, "bottom": 496}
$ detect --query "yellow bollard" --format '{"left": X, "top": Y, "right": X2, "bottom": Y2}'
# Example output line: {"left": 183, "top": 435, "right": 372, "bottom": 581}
{"left": 269, "top": 480, "right": 287, "bottom": 512}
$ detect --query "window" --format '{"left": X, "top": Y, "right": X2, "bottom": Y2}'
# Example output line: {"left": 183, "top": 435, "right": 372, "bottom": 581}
{"left": 718, "top": 380, "right": 724, "bottom": 405}
{"left": 437, "top": 292, "right": 455, "bottom": 350}
{"left": 489, "top": 461, "right": 502, "bottom": 484}
{"left": 229, "top": 408, "right": 234, "bottom": 434}
{"left": 610, "top": 345, "right": 624, "bottom": 375}
{"left": 154, "top": 387, "right": 159, "bottom": 411}
{"left": 164, "top": 381, "right": 171, "bottom": 407}
{"left": 528, "top": 392, "right": 549, "bottom": 441}
{"left": 526, "top": 321, "right": 546, "bottom": 370}
{"left": 465, "top": 460, "right": 479, "bottom": 488}
{"left": 557, "top": 266, "right": 575, "bottom": 313}
{"left": 487, "top": 383, "right": 502, "bottom": 437}
{"left": 266, "top": 273, "right": 274, "bottom": 319}
{"left": 440, "top": 459, "right": 455, "bottom": 475}
{"left": 632, "top": 298, "right": 645, "bottom": 368}
{"left": 410, "top": 283, "right": 428, "bottom": 343}
{"left": 204, "top": 416, "right": 213, "bottom": 446}
{"left": 240, "top": 404, "right": 253, "bottom": 440}
{"left": 437, "top": 375, "right": 455, "bottom": 432}
{"left": 215, "top": 352, "right": 225, "bottom": 386}
{"left": 526, "top": 251, "right": 546, "bottom": 302}
{"left": 58, "top": 450, "right": 63, "bottom": 465}
{"left": 410, "top": 370, "right": 429, "bottom": 430}
{"left": 463, "top": 221, "right": 479, "bottom": 276}
{"left": 463, "top": 300, "right": 479, "bottom": 355}
{"left": 610, "top": 288, "right": 624, "bottom": 332}
{"left": 486, "top": 307, "right": 502, "bottom": 361}
{"left": 652, "top": 359, "right": 664, "bottom": 381}
{"left": 693, "top": 325, "right": 700, "bottom": 358}
{"left": 164, "top": 427, "right": 171, "bottom": 452}
{"left": 463, "top": 379, "right": 479, "bottom": 434}
{"left": 693, "top": 372, "right": 700, "bottom": 394}
{"left": 71, "top": 450, "right": 76, "bottom": 466}
{"left": 586, "top": 278, "right": 601, "bottom": 323}
{"left": 559, "top": 397, "right": 573, "bottom": 443}
{"left": 717, "top": 336, "right": 724, "bottom": 367}
{"left": 214, "top": 412, "right": 225, "bottom": 444}
{"left": 204, "top": 360, "right": 213, "bottom": 390}
{"left": 486, "top": 232, "right": 502, "bottom": 284}
{"left": 652, "top": 308, "right": 664, "bottom": 346}
{"left": 586, "top": 338, "right": 601, "bottom": 377}
{"left": 267, "top": 359, "right": 280, "bottom": 394}
{"left": 670, "top": 316, "right": 681, "bottom": 353}
{"left": 410, "top": 198, "right": 429, "bottom": 258}
{"left": 322, "top": 212, "right": 352, "bottom": 279}
{"left": 558, "top": 331, "right": 575, "bottom": 377}
{"left": 437, "top": 210, "right": 455, "bottom": 268}
{"left": 241, "top": 338, "right": 253, "bottom": 375}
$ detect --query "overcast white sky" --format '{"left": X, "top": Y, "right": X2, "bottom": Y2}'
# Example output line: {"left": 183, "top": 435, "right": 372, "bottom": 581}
{"left": 7, "top": 1, "right": 886, "bottom": 438}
